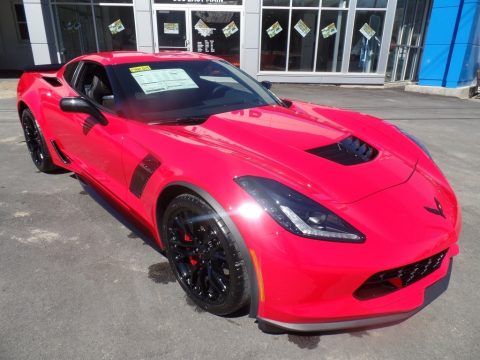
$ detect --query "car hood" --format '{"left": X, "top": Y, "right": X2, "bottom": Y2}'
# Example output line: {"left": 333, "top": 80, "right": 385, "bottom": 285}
{"left": 149, "top": 101, "right": 421, "bottom": 203}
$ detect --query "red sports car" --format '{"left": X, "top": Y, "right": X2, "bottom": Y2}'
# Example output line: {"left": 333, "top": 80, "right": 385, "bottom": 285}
{"left": 17, "top": 51, "right": 460, "bottom": 333}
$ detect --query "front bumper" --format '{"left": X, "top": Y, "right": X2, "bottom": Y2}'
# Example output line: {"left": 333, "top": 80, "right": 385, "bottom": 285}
{"left": 228, "top": 160, "right": 461, "bottom": 326}
{"left": 258, "top": 259, "right": 453, "bottom": 333}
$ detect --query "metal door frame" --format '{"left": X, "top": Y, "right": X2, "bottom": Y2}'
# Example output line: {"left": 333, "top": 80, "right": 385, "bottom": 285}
{"left": 152, "top": 4, "right": 243, "bottom": 52}
{"left": 153, "top": 6, "right": 192, "bottom": 51}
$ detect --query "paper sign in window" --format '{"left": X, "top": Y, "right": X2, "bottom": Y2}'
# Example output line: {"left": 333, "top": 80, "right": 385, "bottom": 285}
{"left": 108, "top": 19, "right": 125, "bottom": 35}
{"left": 164, "top": 23, "right": 179, "bottom": 35}
{"left": 321, "top": 23, "right": 337, "bottom": 39}
{"left": 195, "top": 19, "right": 215, "bottom": 37}
{"left": 131, "top": 69, "right": 198, "bottom": 95}
{"left": 359, "top": 23, "right": 376, "bottom": 40}
{"left": 222, "top": 21, "right": 238, "bottom": 38}
{"left": 266, "top": 21, "right": 282, "bottom": 38}
{"left": 294, "top": 19, "right": 310, "bottom": 38}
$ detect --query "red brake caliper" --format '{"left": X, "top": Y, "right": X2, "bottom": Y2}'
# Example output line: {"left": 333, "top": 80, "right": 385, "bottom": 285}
{"left": 184, "top": 233, "right": 198, "bottom": 265}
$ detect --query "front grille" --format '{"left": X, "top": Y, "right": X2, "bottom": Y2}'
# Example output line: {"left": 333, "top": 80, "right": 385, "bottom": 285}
{"left": 306, "top": 136, "right": 378, "bottom": 165}
{"left": 354, "top": 249, "right": 448, "bottom": 300}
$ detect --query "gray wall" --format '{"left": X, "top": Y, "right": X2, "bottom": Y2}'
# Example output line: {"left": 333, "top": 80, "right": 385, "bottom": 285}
{"left": 242, "top": 0, "right": 261, "bottom": 77}
{"left": 0, "top": 0, "right": 34, "bottom": 70}
{"left": 134, "top": 0, "right": 155, "bottom": 54}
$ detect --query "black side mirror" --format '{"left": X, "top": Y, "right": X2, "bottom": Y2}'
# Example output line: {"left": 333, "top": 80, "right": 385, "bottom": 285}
{"left": 260, "top": 81, "right": 272, "bottom": 90}
{"left": 60, "top": 97, "right": 107, "bottom": 125}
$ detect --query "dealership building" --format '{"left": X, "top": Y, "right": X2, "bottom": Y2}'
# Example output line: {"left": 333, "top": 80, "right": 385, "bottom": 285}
{"left": 1, "top": 0, "right": 479, "bottom": 93}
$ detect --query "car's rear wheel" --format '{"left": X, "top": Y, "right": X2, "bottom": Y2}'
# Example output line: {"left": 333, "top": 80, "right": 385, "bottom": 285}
{"left": 20, "top": 109, "right": 58, "bottom": 172}
{"left": 162, "top": 193, "right": 249, "bottom": 315}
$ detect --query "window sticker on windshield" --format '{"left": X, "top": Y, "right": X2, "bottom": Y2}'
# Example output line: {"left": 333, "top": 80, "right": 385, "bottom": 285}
{"left": 129, "top": 65, "right": 151, "bottom": 73}
{"left": 131, "top": 68, "right": 198, "bottom": 95}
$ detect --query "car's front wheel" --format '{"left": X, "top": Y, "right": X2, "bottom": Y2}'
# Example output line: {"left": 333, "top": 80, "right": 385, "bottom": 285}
{"left": 162, "top": 193, "right": 250, "bottom": 315}
{"left": 20, "top": 108, "right": 58, "bottom": 173}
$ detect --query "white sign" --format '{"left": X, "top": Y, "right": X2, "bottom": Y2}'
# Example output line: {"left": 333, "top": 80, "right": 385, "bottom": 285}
{"left": 321, "top": 23, "right": 337, "bottom": 39}
{"left": 266, "top": 21, "right": 282, "bottom": 38}
{"left": 197, "top": 40, "right": 215, "bottom": 53}
{"left": 222, "top": 21, "right": 238, "bottom": 38}
{"left": 131, "top": 69, "right": 198, "bottom": 95}
{"left": 294, "top": 19, "right": 311, "bottom": 38}
{"left": 194, "top": 19, "right": 215, "bottom": 37}
{"left": 108, "top": 19, "right": 125, "bottom": 35}
{"left": 359, "top": 23, "right": 376, "bottom": 40}
{"left": 164, "top": 23, "right": 179, "bottom": 35}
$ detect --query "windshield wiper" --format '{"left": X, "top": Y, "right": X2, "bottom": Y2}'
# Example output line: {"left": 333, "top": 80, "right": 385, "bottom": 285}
{"left": 148, "top": 116, "right": 208, "bottom": 125}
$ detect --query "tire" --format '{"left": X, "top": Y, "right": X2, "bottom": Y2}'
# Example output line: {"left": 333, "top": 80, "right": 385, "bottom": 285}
{"left": 20, "top": 108, "right": 58, "bottom": 173}
{"left": 162, "top": 193, "right": 250, "bottom": 315}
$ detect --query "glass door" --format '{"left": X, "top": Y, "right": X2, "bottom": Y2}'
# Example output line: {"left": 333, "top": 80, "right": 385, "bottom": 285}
{"left": 154, "top": 6, "right": 241, "bottom": 67}
{"left": 386, "top": 0, "right": 431, "bottom": 82}
{"left": 156, "top": 10, "right": 190, "bottom": 51}
{"left": 51, "top": 3, "right": 97, "bottom": 62}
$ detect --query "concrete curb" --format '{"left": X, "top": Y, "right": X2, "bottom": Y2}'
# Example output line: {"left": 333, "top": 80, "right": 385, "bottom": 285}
{"left": 405, "top": 84, "right": 476, "bottom": 99}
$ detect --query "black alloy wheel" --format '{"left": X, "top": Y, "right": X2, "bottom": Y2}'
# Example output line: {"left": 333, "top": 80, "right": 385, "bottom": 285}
{"left": 20, "top": 109, "right": 58, "bottom": 172}
{"left": 162, "top": 194, "right": 249, "bottom": 315}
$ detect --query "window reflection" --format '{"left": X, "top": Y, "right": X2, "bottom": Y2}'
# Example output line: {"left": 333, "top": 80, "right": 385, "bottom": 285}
{"left": 263, "top": 0, "right": 290, "bottom": 6}
{"left": 52, "top": 4, "right": 97, "bottom": 61}
{"left": 349, "top": 11, "right": 385, "bottom": 73}
{"left": 289, "top": 10, "right": 318, "bottom": 71}
{"left": 261, "top": 9, "right": 289, "bottom": 71}
{"left": 94, "top": 6, "right": 136, "bottom": 52}
{"left": 52, "top": 3, "right": 136, "bottom": 62}
{"left": 316, "top": 10, "right": 347, "bottom": 72}
{"left": 356, "top": 0, "right": 387, "bottom": 8}
{"left": 292, "top": 0, "right": 319, "bottom": 7}
{"left": 322, "top": 0, "right": 349, "bottom": 7}
{"left": 191, "top": 11, "right": 241, "bottom": 67}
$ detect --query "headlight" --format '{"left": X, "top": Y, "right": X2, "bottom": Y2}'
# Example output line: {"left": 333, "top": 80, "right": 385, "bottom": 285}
{"left": 234, "top": 176, "right": 365, "bottom": 243}
{"left": 396, "top": 126, "right": 432, "bottom": 159}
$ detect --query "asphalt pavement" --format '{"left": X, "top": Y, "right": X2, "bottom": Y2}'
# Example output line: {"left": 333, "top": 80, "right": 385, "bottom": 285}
{"left": 1, "top": 81, "right": 479, "bottom": 360}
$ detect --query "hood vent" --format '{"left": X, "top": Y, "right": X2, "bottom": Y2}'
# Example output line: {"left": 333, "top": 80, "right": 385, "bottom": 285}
{"left": 307, "top": 136, "right": 378, "bottom": 165}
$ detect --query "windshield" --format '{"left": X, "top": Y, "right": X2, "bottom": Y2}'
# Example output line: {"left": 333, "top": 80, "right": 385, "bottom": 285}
{"left": 111, "top": 59, "right": 280, "bottom": 123}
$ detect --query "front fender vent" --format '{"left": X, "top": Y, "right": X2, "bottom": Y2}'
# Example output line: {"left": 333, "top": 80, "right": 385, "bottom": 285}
{"left": 129, "top": 154, "right": 161, "bottom": 198}
{"left": 307, "top": 136, "right": 378, "bottom": 165}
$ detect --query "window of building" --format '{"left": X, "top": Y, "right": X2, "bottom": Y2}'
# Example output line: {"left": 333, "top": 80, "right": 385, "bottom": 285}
{"left": 260, "top": 0, "right": 388, "bottom": 74}
{"left": 13, "top": 3, "right": 30, "bottom": 42}
{"left": 348, "top": 10, "right": 386, "bottom": 73}
{"left": 316, "top": 8, "right": 348, "bottom": 72}
{"left": 261, "top": 8, "right": 289, "bottom": 71}
{"left": 288, "top": 9, "right": 318, "bottom": 71}
{"left": 51, "top": 1, "right": 136, "bottom": 62}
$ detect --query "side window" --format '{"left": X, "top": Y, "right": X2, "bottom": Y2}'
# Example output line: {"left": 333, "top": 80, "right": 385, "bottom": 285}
{"left": 76, "top": 62, "right": 115, "bottom": 111}
{"left": 63, "top": 62, "right": 79, "bottom": 86}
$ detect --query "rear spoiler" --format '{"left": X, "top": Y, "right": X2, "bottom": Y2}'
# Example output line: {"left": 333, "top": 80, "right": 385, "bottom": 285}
{"left": 23, "top": 63, "right": 64, "bottom": 73}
